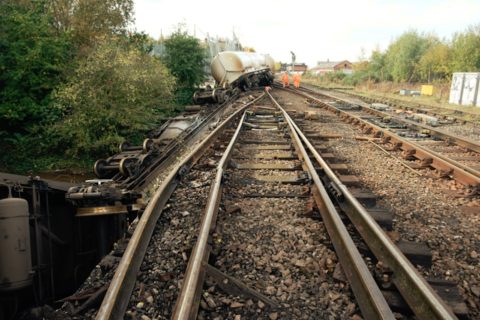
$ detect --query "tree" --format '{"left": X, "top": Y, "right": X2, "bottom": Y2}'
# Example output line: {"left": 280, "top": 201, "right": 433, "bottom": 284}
{"left": 385, "top": 31, "right": 433, "bottom": 82}
{"left": 418, "top": 42, "right": 451, "bottom": 82}
{"left": 450, "top": 24, "right": 480, "bottom": 72}
{"left": 48, "top": 0, "right": 134, "bottom": 55}
{"left": 52, "top": 40, "right": 175, "bottom": 159}
{"left": 368, "top": 49, "right": 388, "bottom": 82}
{"left": 0, "top": 1, "right": 72, "bottom": 169}
{"left": 163, "top": 28, "right": 206, "bottom": 104}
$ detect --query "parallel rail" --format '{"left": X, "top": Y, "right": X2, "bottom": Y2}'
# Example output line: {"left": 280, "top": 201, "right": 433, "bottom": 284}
{"left": 300, "top": 85, "right": 480, "bottom": 154}
{"left": 284, "top": 85, "right": 480, "bottom": 188}
{"left": 331, "top": 86, "right": 480, "bottom": 125}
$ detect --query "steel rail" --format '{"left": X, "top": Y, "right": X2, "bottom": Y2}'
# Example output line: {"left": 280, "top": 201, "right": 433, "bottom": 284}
{"left": 326, "top": 90, "right": 480, "bottom": 153}
{"left": 332, "top": 87, "right": 480, "bottom": 125}
{"left": 125, "top": 92, "right": 242, "bottom": 191}
{"left": 95, "top": 94, "right": 265, "bottom": 320}
{"left": 269, "top": 92, "right": 458, "bottom": 319}
{"left": 298, "top": 85, "right": 480, "bottom": 171}
{"left": 267, "top": 93, "right": 395, "bottom": 320}
{"left": 286, "top": 87, "right": 480, "bottom": 187}
{"left": 172, "top": 111, "right": 247, "bottom": 319}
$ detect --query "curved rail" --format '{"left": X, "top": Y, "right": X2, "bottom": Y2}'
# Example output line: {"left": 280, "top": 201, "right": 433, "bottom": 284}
{"left": 269, "top": 91, "right": 458, "bottom": 320}
{"left": 95, "top": 94, "right": 265, "bottom": 320}
{"left": 172, "top": 111, "right": 247, "bottom": 319}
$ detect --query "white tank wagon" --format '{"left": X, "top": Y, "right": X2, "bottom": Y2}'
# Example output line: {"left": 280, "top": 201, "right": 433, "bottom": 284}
{"left": 211, "top": 51, "right": 275, "bottom": 87}
{"left": 194, "top": 51, "right": 275, "bottom": 104}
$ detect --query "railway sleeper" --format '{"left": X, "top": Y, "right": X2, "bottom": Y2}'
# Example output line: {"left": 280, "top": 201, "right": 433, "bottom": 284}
{"left": 234, "top": 152, "right": 297, "bottom": 160}
{"left": 238, "top": 139, "right": 290, "bottom": 145}
{"left": 293, "top": 111, "right": 468, "bottom": 316}
{"left": 229, "top": 173, "right": 309, "bottom": 185}
{"left": 381, "top": 282, "right": 469, "bottom": 319}
{"left": 229, "top": 161, "right": 302, "bottom": 171}
{"left": 349, "top": 189, "right": 378, "bottom": 208}
{"left": 355, "top": 240, "right": 432, "bottom": 269}
{"left": 337, "top": 207, "right": 393, "bottom": 231}
{"left": 314, "top": 163, "right": 350, "bottom": 175}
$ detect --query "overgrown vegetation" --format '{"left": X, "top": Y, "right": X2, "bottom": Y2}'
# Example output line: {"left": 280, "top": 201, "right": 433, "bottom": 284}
{"left": 312, "top": 26, "right": 480, "bottom": 86}
{"left": 51, "top": 40, "right": 174, "bottom": 160}
{"left": 163, "top": 28, "right": 206, "bottom": 105}
{"left": 0, "top": 1, "right": 205, "bottom": 173}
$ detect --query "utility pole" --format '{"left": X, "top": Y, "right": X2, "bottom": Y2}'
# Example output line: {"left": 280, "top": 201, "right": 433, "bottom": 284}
{"left": 290, "top": 51, "right": 296, "bottom": 75}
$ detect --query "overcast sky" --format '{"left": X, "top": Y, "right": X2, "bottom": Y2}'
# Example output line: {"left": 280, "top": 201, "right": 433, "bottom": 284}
{"left": 133, "top": 0, "right": 480, "bottom": 67}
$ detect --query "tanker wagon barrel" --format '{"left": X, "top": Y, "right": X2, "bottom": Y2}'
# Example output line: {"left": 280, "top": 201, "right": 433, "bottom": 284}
{"left": 194, "top": 51, "right": 274, "bottom": 104}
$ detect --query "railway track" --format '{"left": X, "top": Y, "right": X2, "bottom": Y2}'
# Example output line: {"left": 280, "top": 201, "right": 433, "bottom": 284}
{"left": 305, "top": 83, "right": 480, "bottom": 126}
{"left": 82, "top": 89, "right": 467, "bottom": 319}
{"left": 301, "top": 84, "right": 480, "bottom": 151}
{"left": 283, "top": 84, "right": 480, "bottom": 192}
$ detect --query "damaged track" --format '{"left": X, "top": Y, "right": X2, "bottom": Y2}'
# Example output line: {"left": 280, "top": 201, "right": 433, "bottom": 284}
{"left": 82, "top": 89, "right": 463, "bottom": 320}
{"left": 170, "top": 92, "right": 459, "bottom": 319}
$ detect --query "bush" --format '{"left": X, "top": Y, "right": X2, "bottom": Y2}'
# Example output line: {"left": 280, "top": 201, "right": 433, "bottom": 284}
{"left": 163, "top": 29, "right": 206, "bottom": 105}
{"left": 51, "top": 40, "right": 175, "bottom": 160}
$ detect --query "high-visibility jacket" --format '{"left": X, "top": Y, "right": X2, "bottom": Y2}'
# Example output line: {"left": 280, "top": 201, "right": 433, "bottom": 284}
{"left": 293, "top": 74, "right": 301, "bottom": 87}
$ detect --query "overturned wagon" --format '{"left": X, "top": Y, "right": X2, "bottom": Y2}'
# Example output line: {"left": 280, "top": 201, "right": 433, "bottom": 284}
{"left": 194, "top": 51, "right": 275, "bottom": 104}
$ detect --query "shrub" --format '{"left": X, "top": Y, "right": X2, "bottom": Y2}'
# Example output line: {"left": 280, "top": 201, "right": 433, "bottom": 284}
{"left": 52, "top": 40, "right": 175, "bottom": 159}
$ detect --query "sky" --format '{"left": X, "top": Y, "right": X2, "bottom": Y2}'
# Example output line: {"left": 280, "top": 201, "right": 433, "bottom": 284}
{"left": 133, "top": 0, "right": 480, "bottom": 67}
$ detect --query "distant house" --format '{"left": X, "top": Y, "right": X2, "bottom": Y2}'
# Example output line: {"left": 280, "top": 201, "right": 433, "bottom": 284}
{"left": 310, "top": 60, "right": 353, "bottom": 75}
{"left": 280, "top": 63, "right": 308, "bottom": 74}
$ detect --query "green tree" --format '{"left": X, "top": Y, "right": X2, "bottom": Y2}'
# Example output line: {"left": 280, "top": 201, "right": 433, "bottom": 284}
{"left": 163, "top": 28, "right": 206, "bottom": 104}
{"left": 450, "top": 24, "right": 480, "bottom": 72}
{"left": 0, "top": 1, "right": 72, "bottom": 169}
{"left": 418, "top": 42, "right": 451, "bottom": 82}
{"left": 49, "top": 0, "right": 134, "bottom": 55}
{"left": 52, "top": 40, "right": 175, "bottom": 159}
{"left": 368, "top": 49, "right": 388, "bottom": 81}
{"left": 385, "top": 31, "right": 433, "bottom": 82}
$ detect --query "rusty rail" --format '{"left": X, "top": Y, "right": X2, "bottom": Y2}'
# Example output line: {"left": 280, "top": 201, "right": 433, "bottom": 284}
{"left": 270, "top": 90, "right": 458, "bottom": 319}
{"left": 301, "top": 85, "right": 480, "bottom": 156}
{"left": 96, "top": 94, "right": 265, "bottom": 320}
{"left": 172, "top": 111, "right": 247, "bottom": 319}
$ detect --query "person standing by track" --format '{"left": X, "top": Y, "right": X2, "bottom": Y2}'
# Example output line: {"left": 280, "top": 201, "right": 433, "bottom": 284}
{"left": 282, "top": 72, "right": 290, "bottom": 88}
{"left": 293, "top": 73, "right": 301, "bottom": 88}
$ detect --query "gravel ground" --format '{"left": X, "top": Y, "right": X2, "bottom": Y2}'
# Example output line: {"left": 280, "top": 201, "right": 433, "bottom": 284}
{"left": 272, "top": 89, "right": 480, "bottom": 318}
{"left": 47, "top": 89, "right": 479, "bottom": 319}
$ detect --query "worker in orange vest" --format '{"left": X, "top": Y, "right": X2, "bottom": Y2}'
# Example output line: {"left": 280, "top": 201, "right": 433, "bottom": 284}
{"left": 282, "top": 72, "right": 290, "bottom": 88}
{"left": 293, "top": 73, "right": 301, "bottom": 88}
